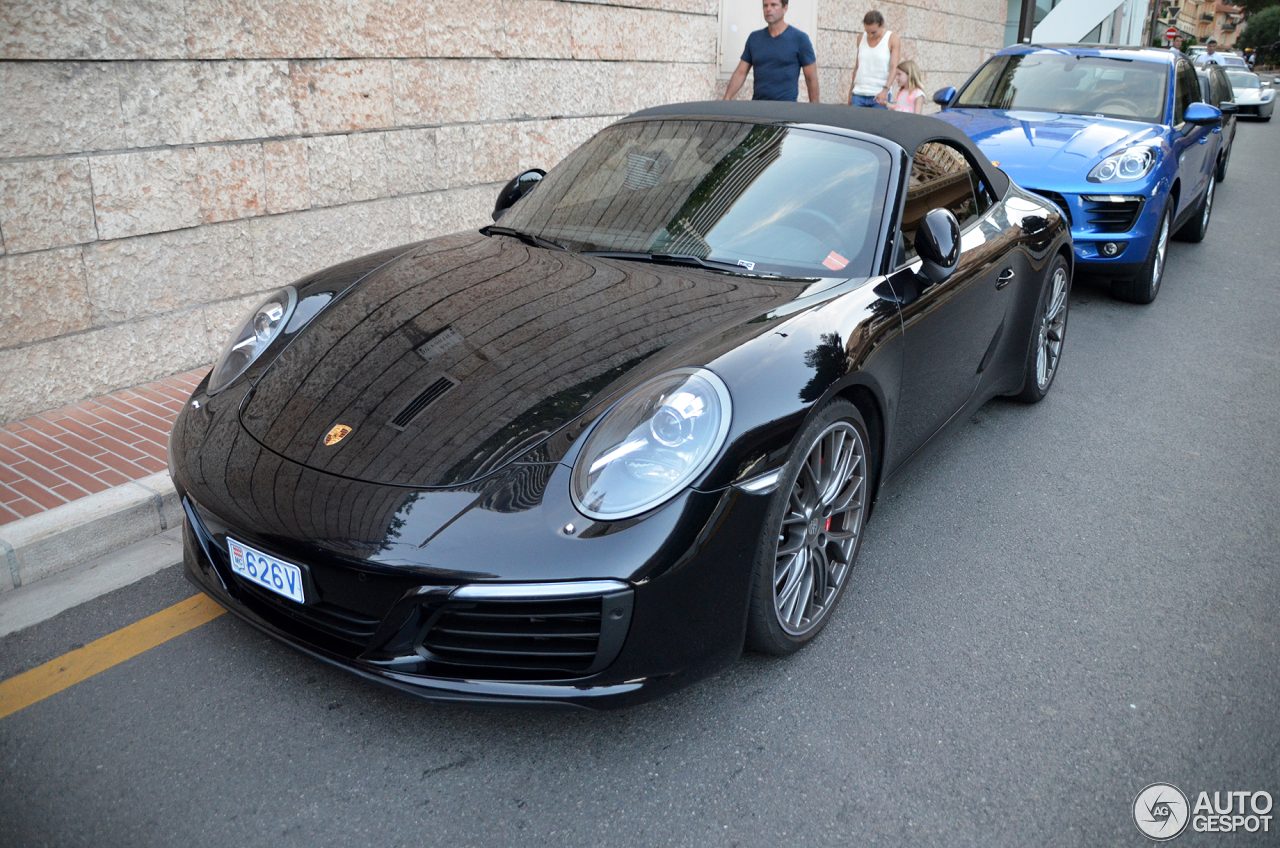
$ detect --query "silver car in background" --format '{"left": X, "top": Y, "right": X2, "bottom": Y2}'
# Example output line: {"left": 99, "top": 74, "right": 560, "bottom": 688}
{"left": 1225, "top": 70, "right": 1275, "bottom": 120}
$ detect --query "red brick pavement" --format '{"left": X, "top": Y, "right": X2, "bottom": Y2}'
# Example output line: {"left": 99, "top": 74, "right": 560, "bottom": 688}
{"left": 0, "top": 368, "right": 209, "bottom": 526}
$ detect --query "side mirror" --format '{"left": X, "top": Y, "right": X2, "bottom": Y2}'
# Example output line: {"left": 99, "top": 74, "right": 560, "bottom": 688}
{"left": 932, "top": 86, "right": 957, "bottom": 107}
{"left": 915, "top": 208, "right": 961, "bottom": 284}
{"left": 1184, "top": 102, "right": 1223, "bottom": 126}
{"left": 492, "top": 168, "right": 545, "bottom": 221}
{"left": 1273, "top": 77, "right": 1280, "bottom": 84}
{"left": 1219, "top": 101, "right": 1237, "bottom": 114}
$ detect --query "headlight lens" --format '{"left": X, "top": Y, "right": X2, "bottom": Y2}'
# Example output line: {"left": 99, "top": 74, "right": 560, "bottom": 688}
{"left": 1088, "top": 147, "right": 1157, "bottom": 183}
{"left": 571, "top": 369, "right": 732, "bottom": 520}
{"left": 207, "top": 288, "right": 296, "bottom": 395}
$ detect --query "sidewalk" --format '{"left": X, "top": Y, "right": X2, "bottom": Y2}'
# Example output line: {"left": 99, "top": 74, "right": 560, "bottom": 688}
{"left": 0, "top": 369, "right": 208, "bottom": 614}
{"left": 0, "top": 369, "right": 206, "bottom": 525}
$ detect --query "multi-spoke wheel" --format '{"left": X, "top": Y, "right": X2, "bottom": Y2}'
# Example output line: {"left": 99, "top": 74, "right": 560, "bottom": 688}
{"left": 1016, "top": 255, "right": 1070, "bottom": 403}
{"left": 1175, "top": 172, "right": 1214, "bottom": 243}
{"left": 746, "top": 400, "right": 871, "bottom": 654}
{"left": 1113, "top": 200, "right": 1171, "bottom": 305}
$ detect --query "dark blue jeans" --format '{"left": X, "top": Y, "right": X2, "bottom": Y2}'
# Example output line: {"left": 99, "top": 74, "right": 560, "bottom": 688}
{"left": 850, "top": 94, "right": 887, "bottom": 108}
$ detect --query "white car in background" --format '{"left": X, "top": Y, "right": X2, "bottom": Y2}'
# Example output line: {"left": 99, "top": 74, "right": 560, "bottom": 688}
{"left": 1225, "top": 70, "right": 1275, "bottom": 120}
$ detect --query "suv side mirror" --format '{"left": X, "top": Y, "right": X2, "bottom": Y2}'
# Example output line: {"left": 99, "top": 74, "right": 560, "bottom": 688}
{"left": 1184, "top": 102, "right": 1223, "bottom": 126}
{"left": 492, "top": 169, "right": 545, "bottom": 221}
{"left": 915, "top": 208, "right": 961, "bottom": 284}
{"left": 1219, "top": 101, "right": 1237, "bottom": 114}
{"left": 932, "top": 86, "right": 957, "bottom": 107}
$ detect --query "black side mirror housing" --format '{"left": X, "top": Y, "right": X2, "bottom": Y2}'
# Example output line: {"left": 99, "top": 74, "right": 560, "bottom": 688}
{"left": 1219, "top": 101, "right": 1238, "bottom": 114}
{"left": 492, "top": 169, "right": 546, "bottom": 221}
{"left": 915, "top": 208, "right": 961, "bottom": 284}
{"left": 932, "top": 86, "right": 957, "bottom": 107}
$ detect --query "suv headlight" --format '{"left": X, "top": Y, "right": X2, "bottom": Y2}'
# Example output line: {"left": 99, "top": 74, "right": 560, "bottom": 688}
{"left": 1088, "top": 147, "right": 1157, "bottom": 183}
{"left": 571, "top": 369, "right": 732, "bottom": 520}
{"left": 207, "top": 288, "right": 297, "bottom": 395}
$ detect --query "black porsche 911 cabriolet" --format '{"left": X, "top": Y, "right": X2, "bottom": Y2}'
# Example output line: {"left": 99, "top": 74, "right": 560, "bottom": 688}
{"left": 171, "top": 101, "right": 1072, "bottom": 709}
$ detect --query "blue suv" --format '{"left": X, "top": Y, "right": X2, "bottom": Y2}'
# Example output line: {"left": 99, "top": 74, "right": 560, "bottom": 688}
{"left": 932, "top": 45, "right": 1226, "bottom": 304}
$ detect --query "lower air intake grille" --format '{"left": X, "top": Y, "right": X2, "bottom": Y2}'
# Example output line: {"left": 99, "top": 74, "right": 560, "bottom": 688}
{"left": 237, "top": 579, "right": 381, "bottom": 649}
{"left": 419, "top": 591, "right": 632, "bottom": 680}
{"left": 1082, "top": 195, "right": 1145, "bottom": 233}
{"left": 1026, "top": 189, "right": 1072, "bottom": 227}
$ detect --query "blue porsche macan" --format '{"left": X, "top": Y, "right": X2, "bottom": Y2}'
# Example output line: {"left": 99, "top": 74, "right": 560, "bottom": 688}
{"left": 932, "top": 45, "right": 1228, "bottom": 304}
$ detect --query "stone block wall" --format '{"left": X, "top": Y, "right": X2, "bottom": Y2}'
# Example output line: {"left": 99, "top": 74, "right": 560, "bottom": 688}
{"left": 0, "top": 0, "right": 1003, "bottom": 424}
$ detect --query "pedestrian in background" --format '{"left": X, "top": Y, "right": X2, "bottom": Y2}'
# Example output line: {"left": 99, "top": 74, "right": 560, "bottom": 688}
{"left": 891, "top": 60, "right": 926, "bottom": 114}
{"left": 724, "top": 0, "right": 819, "bottom": 103}
{"left": 1195, "top": 38, "right": 1226, "bottom": 64}
{"left": 847, "top": 10, "right": 901, "bottom": 108}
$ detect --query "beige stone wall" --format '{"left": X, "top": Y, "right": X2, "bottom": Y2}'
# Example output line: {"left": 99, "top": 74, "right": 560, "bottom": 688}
{"left": 0, "top": 0, "right": 1003, "bottom": 424}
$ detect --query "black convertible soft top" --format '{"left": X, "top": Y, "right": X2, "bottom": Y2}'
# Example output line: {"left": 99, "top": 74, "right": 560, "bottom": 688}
{"left": 627, "top": 100, "right": 1010, "bottom": 198}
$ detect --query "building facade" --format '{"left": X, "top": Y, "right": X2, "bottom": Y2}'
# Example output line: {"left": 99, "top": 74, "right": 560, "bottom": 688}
{"left": 0, "top": 0, "right": 1005, "bottom": 423}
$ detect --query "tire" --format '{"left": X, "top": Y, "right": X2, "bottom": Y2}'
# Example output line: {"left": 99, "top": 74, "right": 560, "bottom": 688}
{"left": 1014, "top": 255, "right": 1070, "bottom": 403}
{"left": 1111, "top": 199, "right": 1172, "bottom": 305}
{"left": 1175, "top": 171, "right": 1214, "bottom": 243}
{"left": 745, "top": 399, "right": 871, "bottom": 656}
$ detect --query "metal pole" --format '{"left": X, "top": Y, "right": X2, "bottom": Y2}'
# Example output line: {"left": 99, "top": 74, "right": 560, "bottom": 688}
{"left": 1147, "top": 0, "right": 1161, "bottom": 46}
{"left": 1019, "top": 0, "right": 1037, "bottom": 43}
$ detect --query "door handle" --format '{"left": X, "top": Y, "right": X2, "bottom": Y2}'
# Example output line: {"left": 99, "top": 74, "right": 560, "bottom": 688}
{"left": 1212, "top": 126, "right": 1221, "bottom": 134}
{"left": 996, "top": 268, "right": 1015, "bottom": 289}
{"left": 1198, "top": 136, "right": 1209, "bottom": 144}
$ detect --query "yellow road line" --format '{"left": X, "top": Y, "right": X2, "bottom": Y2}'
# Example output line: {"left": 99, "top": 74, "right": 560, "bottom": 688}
{"left": 0, "top": 593, "right": 225, "bottom": 721}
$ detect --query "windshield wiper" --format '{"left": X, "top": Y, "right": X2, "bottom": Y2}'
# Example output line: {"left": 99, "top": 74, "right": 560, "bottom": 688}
{"left": 584, "top": 250, "right": 758, "bottom": 273}
{"left": 479, "top": 225, "right": 567, "bottom": 251}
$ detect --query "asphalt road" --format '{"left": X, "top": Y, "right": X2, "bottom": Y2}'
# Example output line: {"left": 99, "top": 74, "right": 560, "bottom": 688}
{"left": 2, "top": 118, "right": 1277, "bottom": 848}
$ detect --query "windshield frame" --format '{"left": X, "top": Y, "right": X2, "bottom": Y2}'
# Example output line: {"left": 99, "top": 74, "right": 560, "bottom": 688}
{"left": 954, "top": 51, "right": 1171, "bottom": 124}
{"left": 494, "top": 118, "right": 899, "bottom": 281}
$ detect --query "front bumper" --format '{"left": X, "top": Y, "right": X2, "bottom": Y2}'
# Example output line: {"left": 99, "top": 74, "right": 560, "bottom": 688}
{"left": 1022, "top": 187, "right": 1158, "bottom": 278}
{"left": 178, "top": 475, "right": 770, "bottom": 710}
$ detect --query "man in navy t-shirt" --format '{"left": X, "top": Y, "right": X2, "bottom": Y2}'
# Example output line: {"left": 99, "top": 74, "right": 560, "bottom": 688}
{"left": 724, "top": 0, "right": 819, "bottom": 102}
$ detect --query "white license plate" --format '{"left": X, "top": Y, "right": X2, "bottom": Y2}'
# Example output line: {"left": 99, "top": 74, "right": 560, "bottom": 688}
{"left": 227, "top": 538, "right": 305, "bottom": 604}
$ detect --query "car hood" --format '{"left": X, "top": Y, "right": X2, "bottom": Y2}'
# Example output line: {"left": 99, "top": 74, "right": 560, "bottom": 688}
{"left": 1233, "top": 89, "right": 1271, "bottom": 104}
{"left": 934, "top": 109, "right": 1162, "bottom": 189}
{"left": 239, "top": 233, "right": 808, "bottom": 488}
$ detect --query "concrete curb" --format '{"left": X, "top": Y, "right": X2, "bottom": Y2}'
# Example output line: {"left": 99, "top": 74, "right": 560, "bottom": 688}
{"left": 0, "top": 472, "right": 181, "bottom": 593}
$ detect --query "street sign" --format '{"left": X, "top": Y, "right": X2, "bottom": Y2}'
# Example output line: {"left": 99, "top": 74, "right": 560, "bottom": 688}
{"left": 1166, "top": 27, "right": 1179, "bottom": 39}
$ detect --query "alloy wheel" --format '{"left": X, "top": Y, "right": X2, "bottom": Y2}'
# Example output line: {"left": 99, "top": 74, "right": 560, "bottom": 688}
{"left": 1151, "top": 212, "right": 1170, "bottom": 294}
{"left": 773, "top": 421, "right": 866, "bottom": 635}
{"left": 1201, "top": 174, "right": 1215, "bottom": 233}
{"left": 1036, "top": 265, "right": 1069, "bottom": 390}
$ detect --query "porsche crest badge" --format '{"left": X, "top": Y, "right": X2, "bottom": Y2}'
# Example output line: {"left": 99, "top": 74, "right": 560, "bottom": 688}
{"left": 324, "top": 424, "right": 352, "bottom": 446}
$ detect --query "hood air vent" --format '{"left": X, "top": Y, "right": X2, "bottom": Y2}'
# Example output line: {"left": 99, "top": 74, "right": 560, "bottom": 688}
{"left": 390, "top": 375, "right": 459, "bottom": 430}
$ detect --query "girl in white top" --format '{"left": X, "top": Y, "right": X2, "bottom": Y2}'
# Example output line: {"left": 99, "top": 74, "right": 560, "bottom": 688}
{"left": 847, "top": 10, "right": 901, "bottom": 107}
{"left": 891, "top": 60, "right": 926, "bottom": 114}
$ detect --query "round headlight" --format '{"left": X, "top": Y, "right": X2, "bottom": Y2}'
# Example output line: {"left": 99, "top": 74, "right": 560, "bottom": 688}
{"left": 207, "top": 288, "right": 296, "bottom": 395}
{"left": 1088, "top": 147, "right": 1156, "bottom": 183}
{"left": 571, "top": 369, "right": 732, "bottom": 520}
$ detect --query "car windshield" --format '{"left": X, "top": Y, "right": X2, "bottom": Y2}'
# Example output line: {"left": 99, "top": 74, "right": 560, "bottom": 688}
{"left": 497, "top": 120, "right": 892, "bottom": 278}
{"left": 955, "top": 53, "right": 1169, "bottom": 123}
{"left": 1226, "top": 71, "right": 1260, "bottom": 89}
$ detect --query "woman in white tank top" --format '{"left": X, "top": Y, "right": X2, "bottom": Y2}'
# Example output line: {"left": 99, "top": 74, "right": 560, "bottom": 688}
{"left": 848, "top": 10, "right": 901, "bottom": 108}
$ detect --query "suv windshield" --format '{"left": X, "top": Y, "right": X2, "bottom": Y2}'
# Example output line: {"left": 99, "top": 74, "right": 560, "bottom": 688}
{"left": 497, "top": 120, "right": 892, "bottom": 278}
{"left": 955, "top": 53, "right": 1169, "bottom": 123}
{"left": 1225, "top": 71, "right": 1259, "bottom": 89}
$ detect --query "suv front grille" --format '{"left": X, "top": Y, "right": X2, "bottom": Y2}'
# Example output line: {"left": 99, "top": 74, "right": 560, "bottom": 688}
{"left": 1082, "top": 194, "right": 1145, "bottom": 233}
{"left": 1025, "top": 189, "right": 1072, "bottom": 227}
